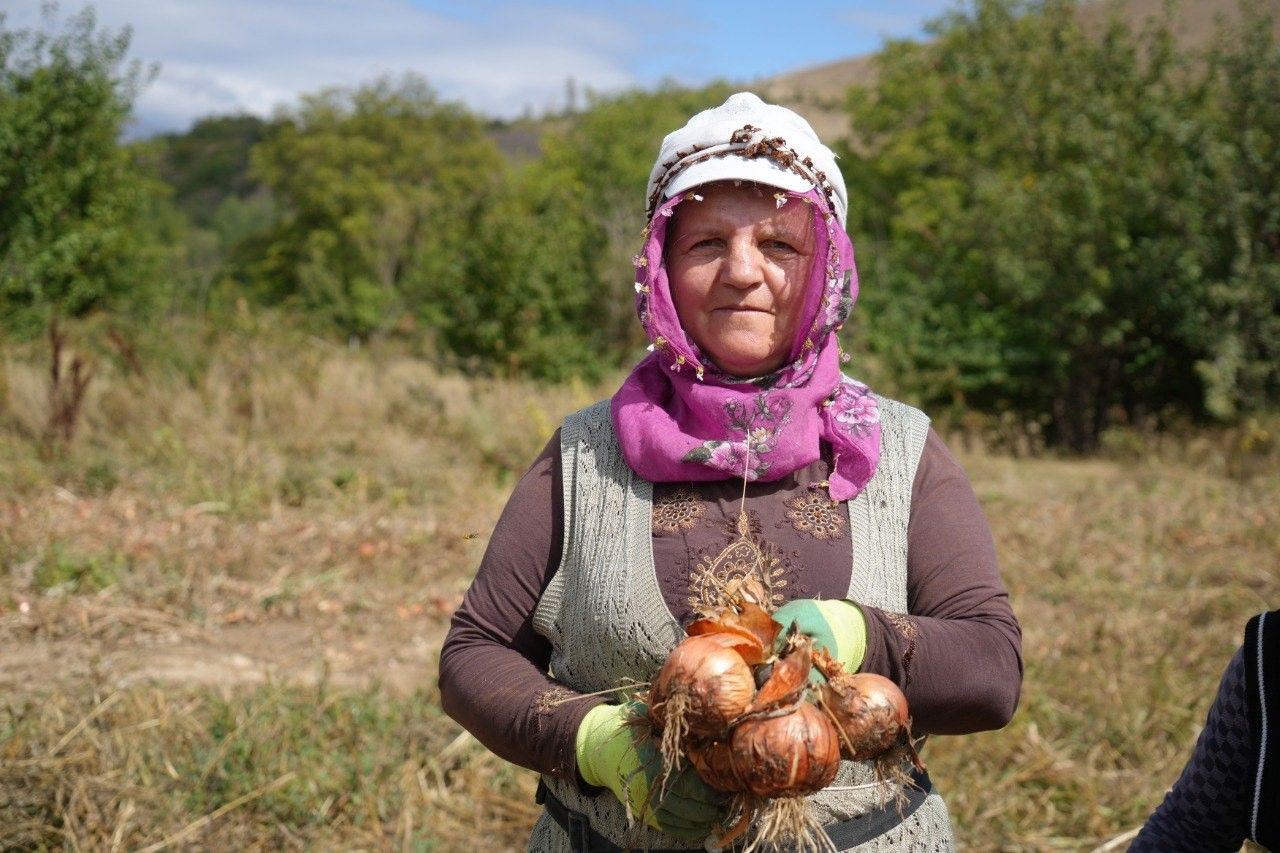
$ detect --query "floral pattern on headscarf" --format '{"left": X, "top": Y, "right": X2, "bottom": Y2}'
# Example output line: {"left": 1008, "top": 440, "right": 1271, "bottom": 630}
{"left": 828, "top": 379, "right": 880, "bottom": 437}
{"left": 682, "top": 396, "right": 794, "bottom": 481}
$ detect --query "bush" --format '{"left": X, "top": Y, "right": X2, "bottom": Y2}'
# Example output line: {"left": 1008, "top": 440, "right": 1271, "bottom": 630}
{"left": 247, "top": 75, "right": 505, "bottom": 339}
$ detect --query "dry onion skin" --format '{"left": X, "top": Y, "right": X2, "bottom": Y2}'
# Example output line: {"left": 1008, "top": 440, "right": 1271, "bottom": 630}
{"left": 650, "top": 633, "right": 756, "bottom": 736}
{"left": 686, "top": 599, "right": 780, "bottom": 665}
{"left": 686, "top": 737, "right": 744, "bottom": 793}
{"left": 702, "top": 697, "right": 843, "bottom": 853}
{"left": 729, "top": 701, "right": 841, "bottom": 797}
{"left": 745, "top": 634, "right": 813, "bottom": 714}
{"left": 686, "top": 637, "right": 827, "bottom": 796}
{"left": 812, "top": 648, "right": 915, "bottom": 763}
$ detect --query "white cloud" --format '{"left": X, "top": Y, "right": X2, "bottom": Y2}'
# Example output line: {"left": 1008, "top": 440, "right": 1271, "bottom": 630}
{"left": 4, "top": 0, "right": 650, "bottom": 134}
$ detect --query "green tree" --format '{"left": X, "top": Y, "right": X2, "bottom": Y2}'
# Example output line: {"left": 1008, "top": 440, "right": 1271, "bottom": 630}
{"left": 426, "top": 83, "right": 735, "bottom": 379}
{"left": 1193, "top": 2, "right": 1280, "bottom": 418}
{"left": 0, "top": 7, "right": 167, "bottom": 337}
{"left": 133, "top": 114, "right": 278, "bottom": 319}
{"left": 842, "top": 0, "right": 1275, "bottom": 449}
{"left": 142, "top": 113, "right": 269, "bottom": 228}
{"left": 243, "top": 79, "right": 738, "bottom": 374}
{"left": 429, "top": 162, "right": 605, "bottom": 380}
{"left": 248, "top": 75, "right": 504, "bottom": 338}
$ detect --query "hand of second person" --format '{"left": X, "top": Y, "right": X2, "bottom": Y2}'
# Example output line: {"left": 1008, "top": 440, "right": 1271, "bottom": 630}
{"left": 575, "top": 702, "right": 727, "bottom": 840}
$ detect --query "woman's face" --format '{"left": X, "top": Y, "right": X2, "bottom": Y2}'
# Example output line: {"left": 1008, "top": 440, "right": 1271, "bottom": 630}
{"left": 666, "top": 182, "right": 816, "bottom": 378}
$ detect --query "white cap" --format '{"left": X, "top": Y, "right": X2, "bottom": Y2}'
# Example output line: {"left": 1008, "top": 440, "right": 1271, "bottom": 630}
{"left": 646, "top": 92, "right": 848, "bottom": 226}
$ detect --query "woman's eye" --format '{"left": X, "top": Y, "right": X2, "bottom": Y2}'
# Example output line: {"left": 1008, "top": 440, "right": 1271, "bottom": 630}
{"left": 689, "top": 238, "right": 723, "bottom": 251}
{"left": 763, "top": 239, "right": 797, "bottom": 252}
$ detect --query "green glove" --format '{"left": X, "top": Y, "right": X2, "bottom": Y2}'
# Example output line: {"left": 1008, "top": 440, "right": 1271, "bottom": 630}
{"left": 575, "top": 703, "right": 726, "bottom": 840}
{"left": 772, "top": 598, "right": 868, "bottom": 678}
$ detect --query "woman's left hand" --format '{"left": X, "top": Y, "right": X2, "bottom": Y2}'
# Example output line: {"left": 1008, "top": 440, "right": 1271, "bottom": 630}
{"left": 772, "top": 599, "right": 868, "bottom": 678}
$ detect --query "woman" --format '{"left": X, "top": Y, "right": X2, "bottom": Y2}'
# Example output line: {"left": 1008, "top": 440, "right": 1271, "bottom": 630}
{"left": 439, "top": 92, "right": 1023, "bottom": 851}
{"left": 1130, "top": 609, "right": 1279, "bottom": 851}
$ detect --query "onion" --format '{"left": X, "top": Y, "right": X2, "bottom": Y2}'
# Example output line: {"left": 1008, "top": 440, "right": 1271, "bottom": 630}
{"left": 686, "top": 737, "right": 744, "bottom": 793}
{"left": 813, "top": 649, "right": 910, "bottom": 761}
{"left": 686, "top": 599, "right": 779, "bottom": 666}
{"left": 729, "top": 702, "right": 841, "bottom": 797}
{"left": 649, "top": 632, "right": 756, "bottom": 777}
{"left": 746, "top": 635, "right": 812, "bottom": 714}
{"left": 685, "top": 619, "right": 767, "bottom": 665}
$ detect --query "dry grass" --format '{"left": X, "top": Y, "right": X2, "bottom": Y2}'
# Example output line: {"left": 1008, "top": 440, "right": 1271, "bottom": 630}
{"left": 1, "top": 684, "right": 540, "bottom": 851}
{"left": 929, "top": 449, "right": 1278, "bottom": 850}
{"left": 2, "top": 318, "right": 1278, "bottom": 850}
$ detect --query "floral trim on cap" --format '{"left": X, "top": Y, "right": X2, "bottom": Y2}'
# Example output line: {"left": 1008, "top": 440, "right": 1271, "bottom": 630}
{"left": 646, "top": 124, "right": 842, "bottom": 227}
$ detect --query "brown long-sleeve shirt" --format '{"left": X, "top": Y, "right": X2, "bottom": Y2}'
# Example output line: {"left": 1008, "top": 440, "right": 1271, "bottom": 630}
{"left": 438, "top": 427, "right": 1022, "bottom": 782}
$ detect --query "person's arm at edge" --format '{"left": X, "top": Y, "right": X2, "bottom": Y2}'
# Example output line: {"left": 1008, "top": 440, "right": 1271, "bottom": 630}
{"left": 1130, "top": 648, "right": 1252, "bottom": 852}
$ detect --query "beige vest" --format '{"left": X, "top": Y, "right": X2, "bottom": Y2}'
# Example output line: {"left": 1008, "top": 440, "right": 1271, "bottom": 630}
{"left": 528, "top": 395, "right": 954, "bottom": 852}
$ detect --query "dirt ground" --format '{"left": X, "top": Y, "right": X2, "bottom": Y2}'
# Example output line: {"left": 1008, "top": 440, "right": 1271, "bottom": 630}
{"left": 0, "top": 598, "right": 453, "bottom": 697}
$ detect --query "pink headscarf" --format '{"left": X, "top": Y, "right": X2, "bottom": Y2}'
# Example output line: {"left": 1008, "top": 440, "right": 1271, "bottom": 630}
{"left": 610, "top": 187, "right": 881, "bottom": 501}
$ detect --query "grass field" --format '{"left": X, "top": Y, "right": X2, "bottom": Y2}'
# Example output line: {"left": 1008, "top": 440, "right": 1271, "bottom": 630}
{"left": 2, "top": 322, "right": 1277, "bottom": 851}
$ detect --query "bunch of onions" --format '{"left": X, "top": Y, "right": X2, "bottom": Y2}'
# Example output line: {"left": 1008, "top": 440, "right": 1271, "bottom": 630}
{"left": 643, "top": 599, "right": 919, "bottom": 852}
{"left": 685, "top": 636, "right": 838, "bottom": 798}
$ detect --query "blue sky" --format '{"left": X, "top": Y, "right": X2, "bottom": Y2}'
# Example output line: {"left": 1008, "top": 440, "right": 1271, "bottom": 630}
{"left": 5, "top": 0, "right": 953, "bottom": 136}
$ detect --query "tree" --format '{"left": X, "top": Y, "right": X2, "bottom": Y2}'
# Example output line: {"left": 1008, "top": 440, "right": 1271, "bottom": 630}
{"left": 842, "top": 0, "right": 1276, "bottom": 450}
{"left": 424, "top": 83, "right": 738, "bottom": 379}
{"left": 143, "top": 113, "right": 269, "bottom": 229}
{"left": 0, "top": 6, "right": 167, "bottom": 337}
{"left": 244, "top": 78, "right": 739, "bottom": 375}
{"left": 248, "top": 75, "right": 504, "bottom": 338}
{"left": 1192, "top": 2, "right": 1280, "bottom": 418}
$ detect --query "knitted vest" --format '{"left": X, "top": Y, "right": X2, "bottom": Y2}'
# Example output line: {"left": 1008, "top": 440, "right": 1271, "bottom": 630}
{"left": 528, "top": 395, "right": 954, "bottom": 852}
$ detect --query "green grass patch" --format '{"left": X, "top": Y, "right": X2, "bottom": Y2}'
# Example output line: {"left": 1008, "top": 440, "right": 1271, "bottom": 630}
{"left": 34, "top": 546, "right": 127, "bottom": 594}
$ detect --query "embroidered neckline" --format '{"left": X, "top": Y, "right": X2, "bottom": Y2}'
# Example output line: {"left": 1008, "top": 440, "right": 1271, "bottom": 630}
{"left": 687, "top": 510, "right": 787, "bottom": 614}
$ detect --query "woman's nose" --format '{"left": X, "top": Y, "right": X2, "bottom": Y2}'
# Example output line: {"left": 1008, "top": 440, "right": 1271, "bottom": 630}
{"left": 720, "top": 238, "right": 763, "bottom": 289}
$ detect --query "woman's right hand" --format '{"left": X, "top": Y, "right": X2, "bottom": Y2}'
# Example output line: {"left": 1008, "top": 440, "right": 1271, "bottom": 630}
{"left": 575, "top": 702, "right": 727, "bottom": 840}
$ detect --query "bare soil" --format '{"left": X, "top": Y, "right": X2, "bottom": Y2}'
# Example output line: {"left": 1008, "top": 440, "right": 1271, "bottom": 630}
{"left": 0, "top": 599, "right": 453, "bottom": 697}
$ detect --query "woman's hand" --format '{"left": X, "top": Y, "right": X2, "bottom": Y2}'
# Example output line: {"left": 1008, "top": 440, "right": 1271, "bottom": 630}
{"left": 772, "top": 599, "right": 868, "bottom": 678}
{"left": 575, "top": 703, "right": 727, "bottom": 840}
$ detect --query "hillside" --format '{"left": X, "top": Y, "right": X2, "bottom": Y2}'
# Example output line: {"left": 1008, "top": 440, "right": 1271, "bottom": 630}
{"left": 757, "top": 0, "right": 1280, "bottom": 142}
